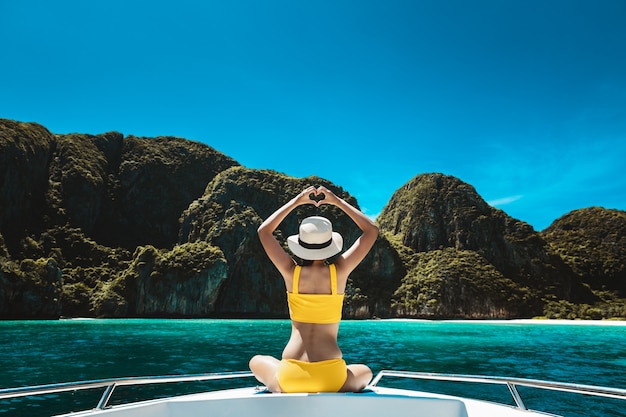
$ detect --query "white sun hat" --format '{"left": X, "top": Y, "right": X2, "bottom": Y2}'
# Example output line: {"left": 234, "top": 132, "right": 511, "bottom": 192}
{"left": 287, "top": 216, "right": 343, "bottom": 260}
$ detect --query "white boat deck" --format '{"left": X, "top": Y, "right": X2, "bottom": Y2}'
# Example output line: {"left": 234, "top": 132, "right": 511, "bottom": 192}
{"left": 60, "top": 386, "right": 549, "bottom": 417}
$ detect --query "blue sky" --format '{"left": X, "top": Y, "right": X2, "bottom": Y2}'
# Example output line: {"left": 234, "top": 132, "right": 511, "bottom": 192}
{"left": 1, "top": 0, "right": 625, "bottom": 231}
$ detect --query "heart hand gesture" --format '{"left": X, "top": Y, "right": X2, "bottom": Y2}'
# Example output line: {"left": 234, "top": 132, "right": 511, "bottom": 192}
{"left": 296, "top": 186, "right": 339, "bottom": 207}
{"left": 308, "top": 185, "right": 339, "bottom": 207}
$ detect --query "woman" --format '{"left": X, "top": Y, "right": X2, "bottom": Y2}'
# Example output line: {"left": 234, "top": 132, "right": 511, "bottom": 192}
{"left": 249, "top": 185, "right": 379, "bottom": 393}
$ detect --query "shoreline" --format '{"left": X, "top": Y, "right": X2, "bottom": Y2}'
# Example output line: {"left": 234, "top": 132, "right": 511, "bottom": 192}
{"left": 382, "top": 318, "right": 626, "bottom": 326}
{"left": 3, "top": 317, "right": 626, "bottom": 326}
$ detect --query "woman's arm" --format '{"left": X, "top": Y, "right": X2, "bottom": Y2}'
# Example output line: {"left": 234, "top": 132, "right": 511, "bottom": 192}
{"left": 316, "top": 186, "right": 379, "bottom": 275}
{"left": 258, "top": 186, "right": 317, "bottom": 278}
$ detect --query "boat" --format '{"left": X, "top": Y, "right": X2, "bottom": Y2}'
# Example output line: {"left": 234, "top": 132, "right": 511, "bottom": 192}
{"left": 1, "top": 369, "right": 625, "bottom": 416}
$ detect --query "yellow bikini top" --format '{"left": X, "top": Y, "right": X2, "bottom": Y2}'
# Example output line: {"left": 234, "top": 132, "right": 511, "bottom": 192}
{"left": 287, "top": 264, "right": 344, "bottom": 324}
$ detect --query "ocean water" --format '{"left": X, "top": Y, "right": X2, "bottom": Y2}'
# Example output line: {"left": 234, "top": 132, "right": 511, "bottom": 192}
{"left": 1, "top": 319, "right": 625, "bottom": 416}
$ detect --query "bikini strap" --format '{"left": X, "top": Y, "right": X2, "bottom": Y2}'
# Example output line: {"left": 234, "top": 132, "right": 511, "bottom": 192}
{"left": 292, "top": 265, "right": 301, "bottom": 294}
{"left": 329, "top": 264, "right": 337, "bottom": 295}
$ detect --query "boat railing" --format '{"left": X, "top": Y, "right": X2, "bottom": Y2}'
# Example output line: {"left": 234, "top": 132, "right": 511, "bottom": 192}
{"left": 0, "top": 371, "right": 254, "bottom": 411}
{"left": 370, "top": 370, "right": 626, "bottom": 411}
{"left": 2, "top": 370, "right": 625, "bottom": 414}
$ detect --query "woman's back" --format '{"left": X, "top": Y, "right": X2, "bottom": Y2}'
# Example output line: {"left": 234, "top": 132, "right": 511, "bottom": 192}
{"left": 283, "top": 321, "right": 341, "bottom": 362}
{"left": 283, "top": 261, "right": 344, "bottom": 361}
{"left": 284, "top": 262, "right": 346, "bottom": 293}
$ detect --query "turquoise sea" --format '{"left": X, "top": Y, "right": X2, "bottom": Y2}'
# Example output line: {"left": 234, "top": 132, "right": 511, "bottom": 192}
{"left": 1, "top": 319, "right": 625, "bottom": 416}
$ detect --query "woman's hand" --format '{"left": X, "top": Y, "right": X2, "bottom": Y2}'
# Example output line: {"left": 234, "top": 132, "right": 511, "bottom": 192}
{"left": 258, "top": 186, "right": 319, "bottom": 277}
{"left": 293, "top": 185, "right": 336, "bottom": 207}
{"left": 312, "top": 186, "right": 379, "bottom": 276}
{"left": 313, "top": 185, "right": 340, "bottom": 207}
{"left": 294, "top": 186, "right": 319, "bottom": 206}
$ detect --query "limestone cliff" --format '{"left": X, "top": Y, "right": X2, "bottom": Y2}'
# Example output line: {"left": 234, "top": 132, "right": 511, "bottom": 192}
{"left": 542, "top": 207, "right": 626, "bottom": 296}
{"left": 1, "top": 119, "right": 623, "bottom": 319}
{"left": 178, "top": 167, "right": 404, "bottom": 318}
{"left": 0, "top": 255, "right": 63, "bottom": 319}
{"left": 47, "top": 131, "right": 240, "bottom": 249}
{"left": 0, "top": 120, "right": 55, "bottom": 254}
{"left": 378, "top": 173, "right": 596, "bottom": 317}
{"left": 104, "top": 243, "right": 228, "bottom": 317}
{"left": 391, "top": 246, "right": 528, "bottom": 318}
{"left": 0, "top": 118, "right": 238, "bottom": 318}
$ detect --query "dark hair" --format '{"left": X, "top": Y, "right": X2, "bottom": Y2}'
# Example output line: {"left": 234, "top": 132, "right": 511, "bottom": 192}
{"left": 293, "top": 256, "right": 313, "bottom": 266}
{"left": 294, "top": 257, "right": 333, "bottom": 266}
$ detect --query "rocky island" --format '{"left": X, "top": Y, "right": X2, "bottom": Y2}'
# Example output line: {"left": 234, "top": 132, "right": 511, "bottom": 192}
{"left": 1, "top": 118, "right": 624, "bottom": 319}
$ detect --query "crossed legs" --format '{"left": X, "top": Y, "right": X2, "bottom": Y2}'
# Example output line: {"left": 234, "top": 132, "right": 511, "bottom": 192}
{"left": 249, "top": 355, "right": 372, "bottom": 393}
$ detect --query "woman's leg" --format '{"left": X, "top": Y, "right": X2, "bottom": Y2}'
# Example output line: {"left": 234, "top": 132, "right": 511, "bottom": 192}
{"left": 249, "top": 355, "right": 282, "bottom": 392}
{"left": 340, "top": 364, "right": 373, "bottom": 392}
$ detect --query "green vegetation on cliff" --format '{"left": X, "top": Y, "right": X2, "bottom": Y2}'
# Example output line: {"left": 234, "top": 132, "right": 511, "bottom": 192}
{"left": 392, "top": 247, "right": 528, "bottom": 318}
{"left": 0, "top": 120, "right": 55, "bottom": 253}
{"left": 541, "top": 207, "right": 626, "bottom": 296}
{"left": 180, "top": 167, "right": 404, "bottom": 318}
{"left": 540, "top": 207, "right": 626, "bottom": 319}
{"left": 377, "top": 173, "right": 599, "bottom": 318}
{"left": 1, "top": 119, "right": 624, "bottom": 319}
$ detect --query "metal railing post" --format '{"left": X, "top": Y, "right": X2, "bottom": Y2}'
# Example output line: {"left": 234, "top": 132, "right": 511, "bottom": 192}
{"left": 96, "top": 383, "right": 117, "bottom": 410}
{"left": 506, "top": 382, "right": 527, "bottom": 411}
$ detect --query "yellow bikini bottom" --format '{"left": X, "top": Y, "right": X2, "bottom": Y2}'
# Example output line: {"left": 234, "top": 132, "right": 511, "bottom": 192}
{"left": 277, "top": 358, "right": 348, "bottom": 393}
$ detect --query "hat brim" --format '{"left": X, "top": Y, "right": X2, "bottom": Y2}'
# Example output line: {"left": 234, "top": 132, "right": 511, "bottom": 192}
{"left": 287, "top": 232, "right": 343, "bottom": 260}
